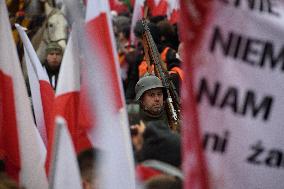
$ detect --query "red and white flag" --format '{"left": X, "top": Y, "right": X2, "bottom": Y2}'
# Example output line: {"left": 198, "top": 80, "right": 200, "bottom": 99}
{"left": 167, "top": 0, "right": 179, "bottom": 24}
{"left": 130, "top": 0, "right": 145, "bottom": 43}
{"left": 44, "top": 30, "right": 92, "bottom": 177}
{"left": 53, "top": 31, "right": 92, "bottom": 154}
{"left": 15, "top": 24, "right": 55, "bottom": 147}
{"left": 130, "top": 0, "right": 179, "bottom": 43}
{"left": 49, "top": 117, "right": 83, "bottom": 189}
{"left": 180, "top": 0, "right": 284, "bottom": 188}
{"left": 109, "top": 0, "right": 129, "bottom": 14}
{"left": 0, "top": 2, "right": 48, "bottom": 189}
{"left": 147, "top": 0, "right": 168, "bottom": 16}
{"left": 85, "top": 1, "right": 136, "bottom": 188}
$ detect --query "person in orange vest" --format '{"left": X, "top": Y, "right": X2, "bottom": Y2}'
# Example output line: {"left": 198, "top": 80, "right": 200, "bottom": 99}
{"left": 156, "top": 19, "right": 179, "bottom": 51}
{"left": 134, "top": 20, "right": 183, "bottom": 95}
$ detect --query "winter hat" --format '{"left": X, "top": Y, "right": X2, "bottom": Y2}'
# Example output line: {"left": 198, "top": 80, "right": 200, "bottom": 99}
{"left": 115, "top": 16, "right": 130, "bottom": 30}
{"left": 45, "top": 42, "right": 63, "bottom": 55}
{"left": 139, "top": 120, "right": 181, "bottom": 167}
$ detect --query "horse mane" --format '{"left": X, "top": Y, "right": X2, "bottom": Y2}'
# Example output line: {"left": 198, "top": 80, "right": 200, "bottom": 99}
{"left": 31, "top": 20, "right": 46, "bottom": 50}
{"left": 30, "top": 8, "right": 59, "bottom": 51}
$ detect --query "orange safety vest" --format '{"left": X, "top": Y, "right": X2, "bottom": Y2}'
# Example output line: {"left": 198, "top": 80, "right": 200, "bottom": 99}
{"left": 139, "top": 47, "right": 184, "bottom": 80}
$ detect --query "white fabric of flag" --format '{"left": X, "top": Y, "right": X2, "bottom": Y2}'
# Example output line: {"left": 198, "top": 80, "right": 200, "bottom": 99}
{"left": 85, "top": 1, "right": 136, "bottom": 189}
{"left": 0, "top": 2, "right": 48, "bottom": 189}
{"left": 130, "top": 0, "right": 145, "bottom": 43}
{"left": 49, "top": 117, "right": 82, "bottom": 189}
{"left": 16, "top": 24, "right": 50, "bottom": 146}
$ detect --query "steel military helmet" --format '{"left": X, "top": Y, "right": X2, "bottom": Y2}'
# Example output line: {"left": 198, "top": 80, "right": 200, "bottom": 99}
{"left": 135, "top": 75, "right": 165, "bottom": 101}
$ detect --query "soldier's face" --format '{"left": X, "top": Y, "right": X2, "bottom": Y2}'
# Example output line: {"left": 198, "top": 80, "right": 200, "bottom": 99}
{"left": 141, "top": 88, "right": 164, "bottom": 115}
{"left": 46, "top": 50, "right": 62, "bottom": 70}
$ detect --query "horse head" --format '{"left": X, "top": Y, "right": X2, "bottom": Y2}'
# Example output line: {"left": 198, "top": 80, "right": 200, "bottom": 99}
{"left": 44, "top": 2, "right": 68, "bottom": 51}
{"left": 32, "top": 1, "right": 69, "bottom": 63}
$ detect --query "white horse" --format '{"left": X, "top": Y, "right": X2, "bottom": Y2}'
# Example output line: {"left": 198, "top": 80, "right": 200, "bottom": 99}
{"left": 31, "top": 1, "right": 68, "bottom": 63}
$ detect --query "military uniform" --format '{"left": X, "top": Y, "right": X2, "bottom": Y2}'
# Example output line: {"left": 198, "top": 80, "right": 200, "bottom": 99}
{"left": 135, "top": 75, "right": 169, "bottom": 127}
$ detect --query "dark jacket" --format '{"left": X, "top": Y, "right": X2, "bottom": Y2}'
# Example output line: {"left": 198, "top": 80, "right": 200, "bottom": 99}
{"left": 43, "top": 61, "right": 60, "bottom": 90}
{"left": 137, "top": 120, "right": 181, "bottom": 167}
{"left": 139, "top": 107, "right": 168, "bottom": 127}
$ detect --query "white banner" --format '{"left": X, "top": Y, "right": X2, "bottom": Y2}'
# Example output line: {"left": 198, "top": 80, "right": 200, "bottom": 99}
{"left": 181, "top": 1, "right": 284, "bottom": 188}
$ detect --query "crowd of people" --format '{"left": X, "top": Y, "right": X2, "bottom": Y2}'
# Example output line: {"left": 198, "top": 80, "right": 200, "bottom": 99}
{"left": 3, "top": 1, "right": 184, "bottom": 188}
{"left": 79, "top": 11, "right": 184, "bottom": 188}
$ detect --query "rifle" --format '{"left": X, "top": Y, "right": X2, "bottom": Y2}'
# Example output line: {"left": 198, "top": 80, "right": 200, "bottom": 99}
{"left": 141, "top": 18, "right": 181, "bottom": 133}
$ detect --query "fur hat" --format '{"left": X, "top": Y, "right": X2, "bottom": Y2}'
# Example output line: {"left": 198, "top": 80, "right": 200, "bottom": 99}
{"left": 45, "top": 42, "right": 63, "bottom": 55}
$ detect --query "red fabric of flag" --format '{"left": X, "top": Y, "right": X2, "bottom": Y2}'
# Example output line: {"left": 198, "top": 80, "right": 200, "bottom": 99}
{"left": 179, "top": 0, "right": 211, "bottom": 189}
{"left": 0, "top": 71, "right": 21, "bottom": 182}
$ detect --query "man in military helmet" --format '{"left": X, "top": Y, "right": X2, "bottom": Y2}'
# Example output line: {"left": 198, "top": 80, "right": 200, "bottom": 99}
{"left": 44, "top": 42, "right": 63, "bottom": 90}
{"left": 135, "top": 75, "right": 168, "bottom": 125}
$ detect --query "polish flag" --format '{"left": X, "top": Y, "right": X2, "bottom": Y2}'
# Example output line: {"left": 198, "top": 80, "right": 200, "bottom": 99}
{"left": 130, "top": 0, "right": 178, "bottom": 43}
{"left": 167, "top": 0, "right": 179, "bottom": 24}
{"left": 0, "top": 2, "right": 48, "bottom": 189}
{"left": 15, "top": 24, "right": 55, "bottom": 147}
{"left": 45, "top": 30, "right": 92, "bottom": 177}
{"left": 53, "top": 31, "right": 92, "bottom": 154}
{"left": 49, "top": 117, "right": 83, "bottom": 189}
{"left": 109, "top": 0, "right": 129, "bottom": 14}
{"left": 147, "top": 0, "right": 180, "bottom": 24}
{"left": 147, "top": 0, "right": 167, "bottom": 16}
{"left": 85, "top": 1, "right": 136, "bottom": 188}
